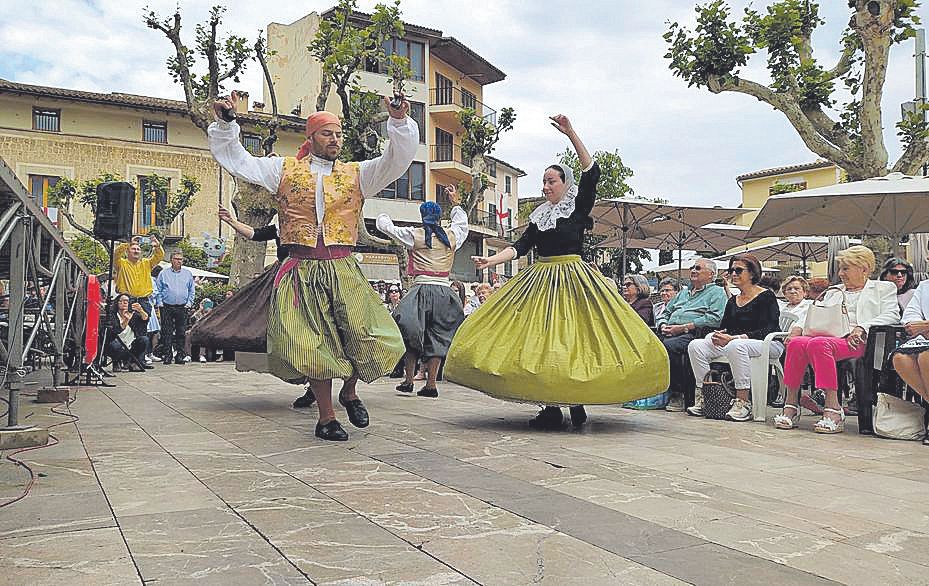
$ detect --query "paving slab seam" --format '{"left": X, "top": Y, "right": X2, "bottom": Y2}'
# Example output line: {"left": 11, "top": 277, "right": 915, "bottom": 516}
{"left": 66, "top": 390, "right": 146, "bottom": 585}
{"left": 95, "top": 387, "right": 317, "bottom": 584}
{"left": 97, "top": 379, "right": 482, "bottom": 585}
{"left": 372, "top": 451, "right": 841, "bottom": 585}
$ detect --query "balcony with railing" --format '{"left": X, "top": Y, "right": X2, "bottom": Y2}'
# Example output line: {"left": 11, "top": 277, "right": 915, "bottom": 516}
{"left": 429, "top": 87, "right": 498, "bottom": 128}
{"left": 430, "top": 143, "right": 473, "bottom": 182}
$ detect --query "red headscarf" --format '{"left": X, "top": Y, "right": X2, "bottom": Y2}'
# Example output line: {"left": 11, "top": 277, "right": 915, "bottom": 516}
{"left": 296, "top": 111, "right": 341, "bottom": 161}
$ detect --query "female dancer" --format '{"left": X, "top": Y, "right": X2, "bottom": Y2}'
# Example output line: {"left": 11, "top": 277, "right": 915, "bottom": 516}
{"left": 445, "top": 115, "right": 668, "bottom": 428}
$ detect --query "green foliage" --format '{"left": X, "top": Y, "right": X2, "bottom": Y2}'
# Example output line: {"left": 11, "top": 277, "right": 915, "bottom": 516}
{"left": 176, "top": 237, "right": 210, "bottom": 270}
{"left": 193, "top": 280, "right": 236, "bottom": 308}
{"left": 145, "top": 5, "right": 252, "bottom": 103}
{"left": 458, "top": 107, "right": 517, "bottom": 162}
{"left": 897, "top": 101, "right": 929, "bottom": 155}
{"left": 68, "top": 235, "right": 110, "bottom": 274}
{"left": 663, "top": 0, "right": 754, "bottom": 87}
{"left": 769, "top": 182, "right": 806, "bottom": 195}
{"left": 213, "top": 253, "right": 232, "bottom": 276}
{"left": 341, "top": 89, "right": 387, "bottom": 161}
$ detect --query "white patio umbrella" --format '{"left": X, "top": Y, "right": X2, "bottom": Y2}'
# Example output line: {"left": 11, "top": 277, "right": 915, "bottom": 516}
{"left": 910, "top": 233, "right": 929, "bottom": 282}
{"left": 714, "top": 236, "right": 861, "bottom": 276}
{"left": 591, "top": 199, "right": 748, "bottom": 281}
{"left": 748, "top": 172, "right": 929, "bottom": 247}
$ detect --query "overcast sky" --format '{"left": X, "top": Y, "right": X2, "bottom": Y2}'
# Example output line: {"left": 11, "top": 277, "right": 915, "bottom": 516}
{"left": 0, "top": 0, "right": 925, "bottom": 209}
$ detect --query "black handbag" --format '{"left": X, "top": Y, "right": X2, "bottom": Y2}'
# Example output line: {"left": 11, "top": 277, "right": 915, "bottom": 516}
{"left": 702, "top": 369, "right": 735, "bottom": 420}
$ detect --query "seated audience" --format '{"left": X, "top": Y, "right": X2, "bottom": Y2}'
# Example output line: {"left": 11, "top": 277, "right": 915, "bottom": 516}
{"left": 880, "top": 257, "right": 916, "bottom": 314}
{"left": 653, "top": 278, "right": 680, "bottom": 322}
{"left": 775, "top": 245, "right": 899, "bottom": 433}
{"left": 779, "top": 276, "right": 812, "bottom": 331}
{"left": 622, "top": 274, "right": 654, "bottom": 326}
{"left": 891, "top": 262, "right": 929, "bottom": 445}
{"left": 686, "top": 254, "right": 781, "bottom": 420}
{"left": 106, "top": 294, "right": 150, "bottom": 371}
{"left": 655, "top": 258, "right": 728, "bottom": 412}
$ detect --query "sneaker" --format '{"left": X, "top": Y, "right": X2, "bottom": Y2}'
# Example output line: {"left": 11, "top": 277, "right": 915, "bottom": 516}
{"left": 725, "top": 398, "right": 753, "bottom": 422}
{"left": 152, "top": 354, "right": 163, "bottom": 362}
{"left": 665, "top": 394, "right": 684, "bottom": 412}
{"left": 686, "top": 390, "right": 704, "bottom": 417}
{"left": 183, "top": 355, "right": 191, "bottom": 363}
{"left": 144, "top": 356, "right": 153, "bottom": 365}
{"left": 199, "top": 356, "right": 207, "bottom": 363}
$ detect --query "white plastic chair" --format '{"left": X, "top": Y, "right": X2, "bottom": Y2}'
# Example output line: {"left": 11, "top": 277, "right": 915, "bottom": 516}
{"left": 710, "top": 331, "right": 787, "bottom": 422}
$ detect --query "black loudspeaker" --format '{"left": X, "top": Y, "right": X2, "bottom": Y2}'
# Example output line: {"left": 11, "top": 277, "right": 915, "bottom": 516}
{"left": 93, "top": 182, "right": 135, "bottom": 241}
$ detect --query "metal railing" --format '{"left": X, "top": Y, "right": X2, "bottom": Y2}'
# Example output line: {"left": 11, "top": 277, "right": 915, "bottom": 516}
{"left": 429, "top": 87, "right": 497, "bottom": 126}
{"left": 1, "top": 156, "right": 90, "bottom": 428}
{"left": 430, "top": 143, "right": 473, "bottom": 167}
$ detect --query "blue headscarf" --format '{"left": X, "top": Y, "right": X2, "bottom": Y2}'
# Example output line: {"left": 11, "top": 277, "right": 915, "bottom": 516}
{"left": 420, "top": 201, "right": 451, "bottom": 249}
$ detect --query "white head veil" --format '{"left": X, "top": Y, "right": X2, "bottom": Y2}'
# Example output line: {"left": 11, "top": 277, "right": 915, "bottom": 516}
{"left": 528, "top": 164, "right": 578, "bottom": 232}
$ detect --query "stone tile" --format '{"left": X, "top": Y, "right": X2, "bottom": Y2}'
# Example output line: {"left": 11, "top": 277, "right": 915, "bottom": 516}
{"left": 119, "top": 506, "right": 308, "bottom": 584}
{"left": 0, "top": 527, "right": 139, "bottom": 585}
{"left": 0, "top": 457, "right": 99, "bottom": 497}
{"left": 629, "top": 543, "right": 838, "bottom": 585}
{"left": 845, "top": 528, "right": 929, "bottom": 569}
{"left": 424, "top": 528, "right": 687, "bottom": 585}
{"left": 0, "top": 489, "right": 114, "bottom": 539}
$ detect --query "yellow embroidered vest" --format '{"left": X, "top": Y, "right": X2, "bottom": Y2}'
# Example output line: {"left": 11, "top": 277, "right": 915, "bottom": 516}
{"left": 410, "top": 228, "right": 457, "bottom": 274}
{"left": 277, "top": 157, "right": 363, "bottom": 247}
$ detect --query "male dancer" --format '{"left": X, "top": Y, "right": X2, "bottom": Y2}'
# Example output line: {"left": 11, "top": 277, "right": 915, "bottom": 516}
{"left": 209, "top": 91, "right": 418, "bottom": 441}
{"left": 376, "top": 185, "right": 469, "bottom": 397}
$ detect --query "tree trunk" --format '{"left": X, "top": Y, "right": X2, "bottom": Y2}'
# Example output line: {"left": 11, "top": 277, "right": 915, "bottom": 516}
{"left": 228, "top": 181, "right": 277, "bottom": 287}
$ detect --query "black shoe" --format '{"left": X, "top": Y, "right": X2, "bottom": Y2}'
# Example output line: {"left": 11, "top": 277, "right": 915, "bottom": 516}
{"left": 569, "top": 405, "right": 587, "bottom": 427}
{"left": 339, "top": 396, "right": 369, "bottom": 428}
{"left": 293, "top": 392, "right": 316, "bottom": 408}
{"left": 396, "top": 382, "right": 414, "bottom": 394}
{"left": 315, "top": 420, "right": 348, "bottom": 441}
{"left": 417, "top": 387, "right": 438, "bottom": 398}
{"left": 528, "top": 406, "right": 564, "bottom": 430}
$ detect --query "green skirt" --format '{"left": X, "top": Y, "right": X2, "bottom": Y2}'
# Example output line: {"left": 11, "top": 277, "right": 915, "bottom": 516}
{"left": 445, "top": 255, "right": 669, "bottom": 405}
{"left": 267, "top": 255, "right": 404, "bottom": 384}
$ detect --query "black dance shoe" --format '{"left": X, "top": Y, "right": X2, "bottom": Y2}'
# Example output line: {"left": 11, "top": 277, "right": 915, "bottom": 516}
{"left": 417, "top": 387, "right": 438, "bottom": 398}
{"left": 315, "top": 420, "right": 348, "bottom": 441}
{"left": 528, "top": 406, "right": 564, "bottom": 430}
{"left": 396, "top": 382, "right": 414, "bottom": 394}
{"left": 339, "top": 396, "right": 370, "bottom": 428}
{"left": 293, "top": 392, "right": 316, "bottom": 408}
{"left": 569, "top": 405, "right": 587, "bottom": 427}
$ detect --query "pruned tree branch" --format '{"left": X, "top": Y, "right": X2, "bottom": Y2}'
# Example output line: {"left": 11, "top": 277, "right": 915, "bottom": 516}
{"left": 145, "top": 9, "right": 208, "bottom": 131}
{"left": 850, "top": 1, "right": 894, "bottom": 174}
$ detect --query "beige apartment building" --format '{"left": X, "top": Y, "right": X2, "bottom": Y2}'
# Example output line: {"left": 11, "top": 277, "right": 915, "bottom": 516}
{"left": 0, "top": 8, "right": 523, "bottom": 282}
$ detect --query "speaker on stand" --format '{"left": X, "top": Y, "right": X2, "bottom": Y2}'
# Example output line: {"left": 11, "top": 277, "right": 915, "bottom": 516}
{"left": 89, "top": 181, "right": 138, "bottom": 378}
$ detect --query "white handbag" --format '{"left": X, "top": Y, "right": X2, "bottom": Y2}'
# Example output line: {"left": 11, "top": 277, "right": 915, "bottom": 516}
{"left": 873, "top": 393, "right": 926, "bottom": 441}
{"left": 803, "top": 286, "right": 852, "bottom": 337}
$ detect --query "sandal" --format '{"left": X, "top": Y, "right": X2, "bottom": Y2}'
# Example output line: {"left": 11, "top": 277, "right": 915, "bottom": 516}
{"left": 773, "top": 404, "right": 801, "bottom": 430}
{"left": 813, "top": 407, "right": 845, "bottom": 434}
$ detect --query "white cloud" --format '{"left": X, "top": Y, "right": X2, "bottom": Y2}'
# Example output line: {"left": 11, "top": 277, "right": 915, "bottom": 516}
{"left": 0, "top": 0, "right": 925, "bottom": 209}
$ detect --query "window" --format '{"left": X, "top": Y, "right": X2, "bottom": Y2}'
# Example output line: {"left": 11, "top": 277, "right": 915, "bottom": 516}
{"left": 33, "top": 108, "right": 60, "bottom": 132}
{"left": 434, "top": 128, "right": 453, "bottom": 162}
{"left": 435, "top": 73, "right": 453, "bottom": 105}
{"left": 410, "top": 101, "right": 425, "bottom": 144}
{"left": 28, "top": 174, "right": 60, "bottom": 207}
{"left": 137, "top": 175, "right": 170, "bottom": 230}
{"left": 378, "top": 162, "right": 425, "bottom": 200}
{"left": 488, "top": 202, "right": 497, "bottom": 229}
{"left": 461, "top": 89, "right": 476, "bottom": 110}
{"left": 486, "top": 159, "right": 497, "bottom": 177}
{"left": 365, "top": 38, "right": 425, "bottom": 81}
{"left": 505, "top": 175, "right": 512, "bottom": 194}
{"left": 242, "top": 133, "right": 263, "bottom": 155}
{"left": 142, "top": 120, "right": 167, "bottom": 144}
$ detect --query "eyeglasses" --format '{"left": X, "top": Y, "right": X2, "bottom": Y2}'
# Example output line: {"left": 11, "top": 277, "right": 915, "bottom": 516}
{"left": 730, "top": 267, "right": 747, "bottom": 275}
{"left": 388, "top": 288, "right": 400, "bottom": 293}
{"left": 887, "top": 269, "right": 908, "bottom": 276}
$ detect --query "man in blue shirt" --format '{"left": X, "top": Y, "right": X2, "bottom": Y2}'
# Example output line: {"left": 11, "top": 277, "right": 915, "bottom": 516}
{"left": 155, "top": 251, "right": 196, "bottom": 365}
{"left": 654, "top": 258, "right": 728, "bottom": 412}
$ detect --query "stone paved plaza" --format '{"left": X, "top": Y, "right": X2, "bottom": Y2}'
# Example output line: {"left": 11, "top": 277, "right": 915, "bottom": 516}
{"left": 1, "top": 363, "right": 929, "bottom": 585}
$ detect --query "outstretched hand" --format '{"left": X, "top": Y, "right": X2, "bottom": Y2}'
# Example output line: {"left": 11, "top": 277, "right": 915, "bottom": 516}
{"left": 444, "top": 184, "right": 460, "bottom": 206}
{"left": 218, "top": 205, "right": 233, "bottom": 223}
{"left": 471, "top": 255, "right": 492, "bottom": 270}
{"left": 549, "top": 114, "right": 574, "bottom": 136}
{"left": 385, "top": 95, "right": 410, "bottom": 119}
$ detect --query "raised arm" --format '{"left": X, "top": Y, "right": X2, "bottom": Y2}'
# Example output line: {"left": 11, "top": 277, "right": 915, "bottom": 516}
{"left": 208, "top": 92, "right": 283, "bottom": 194}
{"left": 359, "top": 97, "right": 420, "bottom": 197}
{"left": 550, "top": 114, "right": 592, "bottom": 170}
{"left": 375, "top": 213, "right": 415, "bottom": 249}
{"left": 444, "top": 184, "right": 469, "bottom": 251}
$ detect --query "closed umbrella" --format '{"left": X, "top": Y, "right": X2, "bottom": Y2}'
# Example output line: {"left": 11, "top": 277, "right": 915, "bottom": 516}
{"left": 910, "top": 233, "right": 929, "bottom": 282}
{"left": 826, "top": 236, "right": 850, "bottom": 285}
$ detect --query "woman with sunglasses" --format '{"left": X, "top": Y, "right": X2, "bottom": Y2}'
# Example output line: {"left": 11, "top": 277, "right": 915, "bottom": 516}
{"left": 686, "top": 254, "right": 781, "bottom": 421}
{"left": 880, "top": 257, "right": 916, "bottom": 315}
{"left": 445, "top": 114, "right": 668, "bottom": 429}
{"left": 384, "top": 285, "right": 403, "bottom": 312}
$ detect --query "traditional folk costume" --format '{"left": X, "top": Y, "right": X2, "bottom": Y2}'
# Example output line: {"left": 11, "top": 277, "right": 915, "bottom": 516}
{"left": 445, "top": 162, "right": 669, "bottom": 419}
{"left": 208, "top": 112, "right": 417, "bottom": 388}
{"left": 376, "top": 202, "right": 469, "bottom": 393}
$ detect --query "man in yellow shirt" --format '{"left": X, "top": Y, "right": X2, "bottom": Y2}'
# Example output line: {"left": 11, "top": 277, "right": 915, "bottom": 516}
{"left": 114, "top": 235, "right": 164, "bottom": 318}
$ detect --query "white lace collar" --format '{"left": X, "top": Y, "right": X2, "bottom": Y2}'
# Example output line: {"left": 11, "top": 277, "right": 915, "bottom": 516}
{"left": 529, "top": 191, "right": 578, "bottom": 232}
